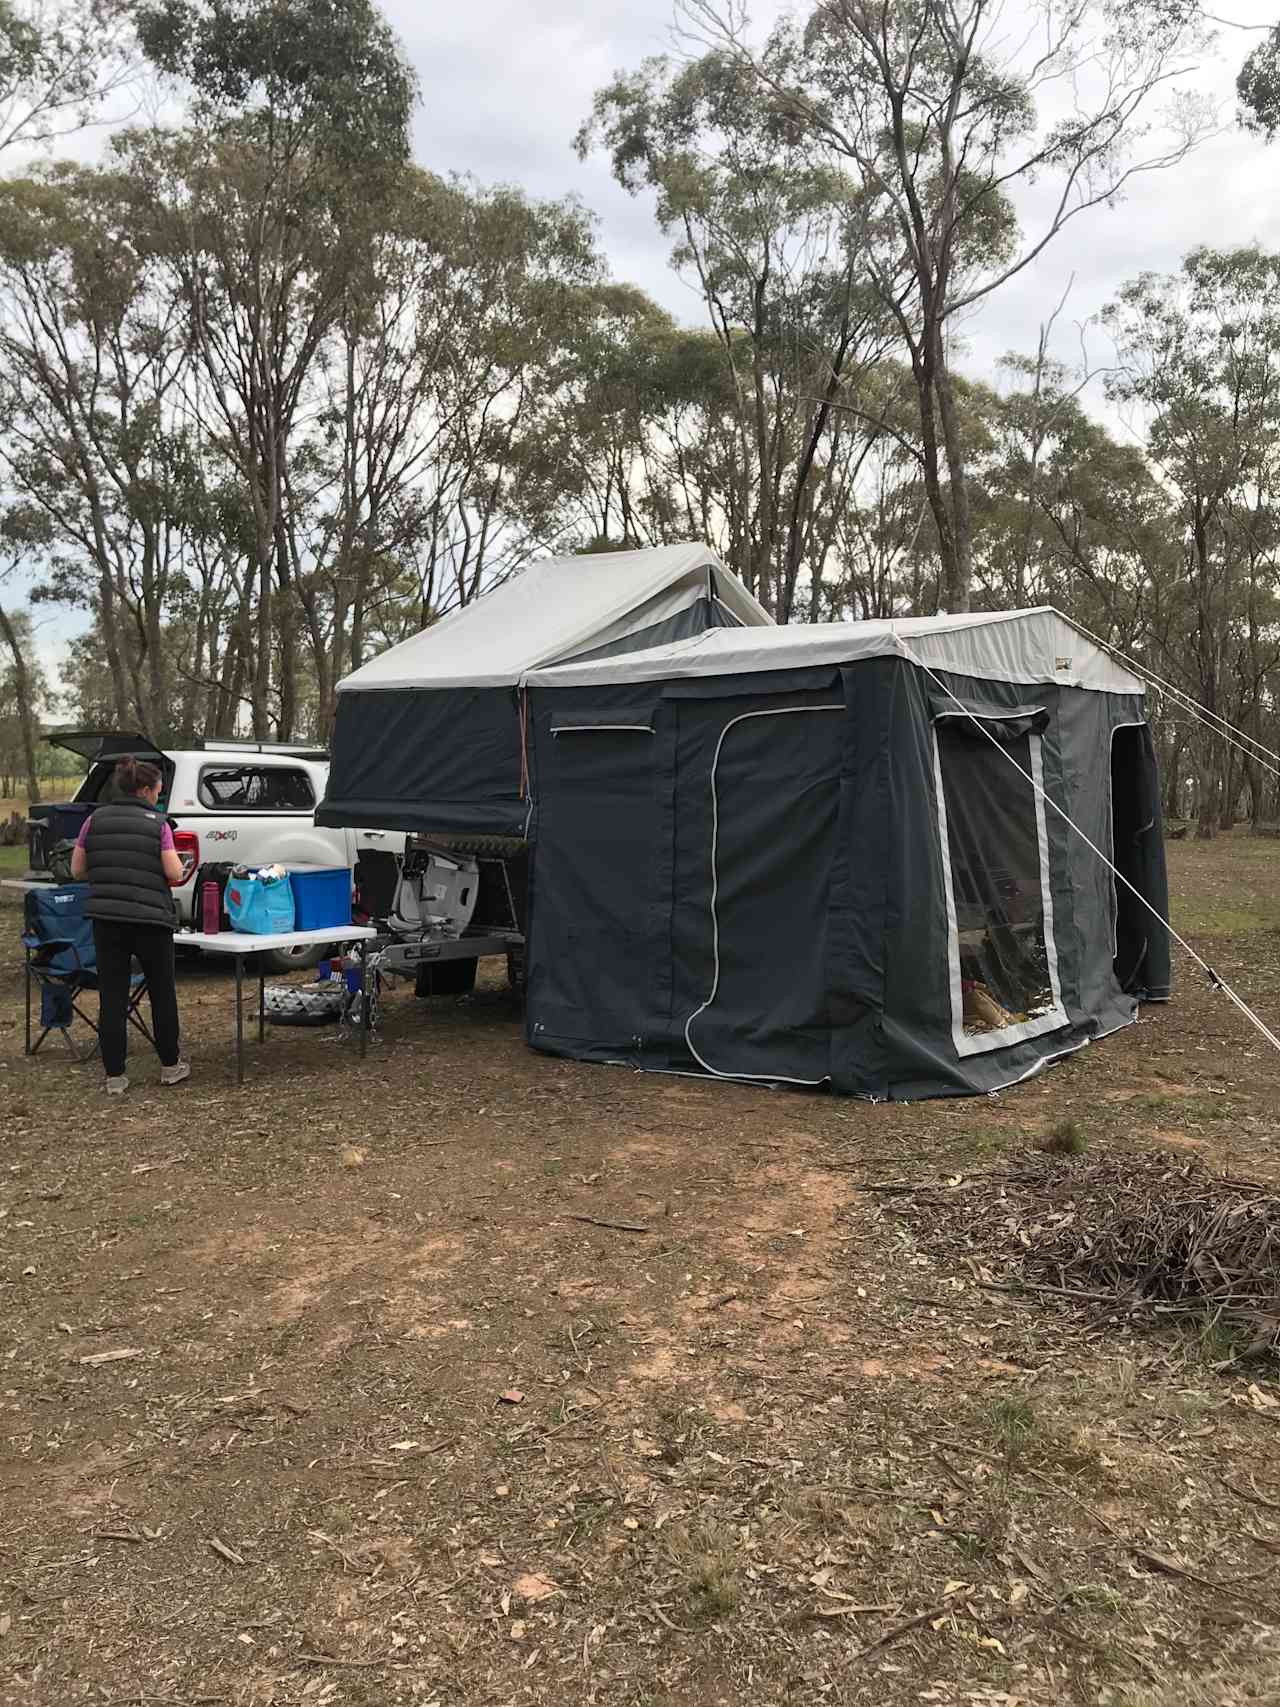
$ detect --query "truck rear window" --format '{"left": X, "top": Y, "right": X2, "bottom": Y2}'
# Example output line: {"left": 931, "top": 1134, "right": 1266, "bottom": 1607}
{"left": 197, "top": 766, "right": 315, "bottom": 811}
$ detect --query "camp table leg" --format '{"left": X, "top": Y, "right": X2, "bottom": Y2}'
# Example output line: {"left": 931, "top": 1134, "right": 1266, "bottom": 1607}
{"left": 360, "top": 942, "right": 370, "bottom": 1059}
{"left": 234, "top": 953, "right": 245, "bottom": 1087}
{"left": 258, "top": 965, "right": 266, "bottom": 1044}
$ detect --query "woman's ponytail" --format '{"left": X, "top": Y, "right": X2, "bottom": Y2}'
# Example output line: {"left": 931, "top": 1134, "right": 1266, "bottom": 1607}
{"left": 113, "top": 755, "right": 162, "bottom": 796}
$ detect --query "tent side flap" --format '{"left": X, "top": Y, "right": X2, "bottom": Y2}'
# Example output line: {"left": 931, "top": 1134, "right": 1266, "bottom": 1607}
{"left": 316, "top": 684, "right": 528, "bottom": 836}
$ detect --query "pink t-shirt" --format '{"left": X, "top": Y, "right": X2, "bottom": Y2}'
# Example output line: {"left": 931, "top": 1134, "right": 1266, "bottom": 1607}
{"left": 76, "top": 811, "right": 176, "bottom": 852}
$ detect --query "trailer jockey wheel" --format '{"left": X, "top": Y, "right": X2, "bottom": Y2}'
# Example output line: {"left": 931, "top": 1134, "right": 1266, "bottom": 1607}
{"left": 414, "top": 958, "right": 478, "bottom": 998}
{"left": 506, "top": 944, "right": 526, "bottom": 996}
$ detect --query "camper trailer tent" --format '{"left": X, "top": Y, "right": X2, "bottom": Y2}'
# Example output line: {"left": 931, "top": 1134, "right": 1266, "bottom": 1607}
{"left": 318, "top": 544, "right": 772, "bottom": 837}
{"left": 522, "top": 609, "right": 1170, "bottom": 1100}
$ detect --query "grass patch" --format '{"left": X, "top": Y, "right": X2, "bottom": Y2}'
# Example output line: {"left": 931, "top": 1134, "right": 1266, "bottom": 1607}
{"left": 1061, "top": 1583, "right": 1125, "bottom": 1615}
{"left": 989, "top": 1395, "right": 1038, "bottom": 1468}
{"left": 665, "top": 1524, "right": 741, "bottom": 1624}
{"left": 1042, "top": 1117, "right": 1088, "bottom": 1156}
{"left": 969, "top": 1128, "right": 1013, "bottom": 1157}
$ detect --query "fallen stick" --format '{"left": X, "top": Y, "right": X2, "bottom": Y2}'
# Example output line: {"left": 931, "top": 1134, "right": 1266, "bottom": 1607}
{"left": 977, "top": 1280, "right": 1135, "bottom": 1305}
{"left": 934, "top": 1451, "right": 970, "bottom": 1495}
{"left": 1223, "top": 1476, "right": 1280, "bottom": 1513}
{"left": 564, "top": 1214, "right": 651, "bottom": 1234}
{"left": 797, "top": 1600, "right": 896, "bottom": 1622}
{"left": 298, "top": 1651, "right": 396, "bottom": 1668}
{"left": 1130, "top": 1547, "right": 1280, "bottom": 1614}
{"left": 854, "top": 1602, "right": 953, "bottom": 1661}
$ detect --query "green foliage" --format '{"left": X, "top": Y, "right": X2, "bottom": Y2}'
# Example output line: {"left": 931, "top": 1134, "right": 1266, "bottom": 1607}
{"left": 0, "top": 0, "right": 133, "bottom": 157}
{"left": 135, "top": 0, "right": 417, "bottom": 166}
{"left": 1238, "top": 25, "right": 1280, "bottom": 139}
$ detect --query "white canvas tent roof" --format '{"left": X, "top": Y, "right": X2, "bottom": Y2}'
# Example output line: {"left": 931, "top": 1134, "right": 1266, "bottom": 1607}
{"left": 336, "top": 543, "right": 772, "bottom": 693}
{"left": 525, "top": 607, "right": 1142, "bottom": 696}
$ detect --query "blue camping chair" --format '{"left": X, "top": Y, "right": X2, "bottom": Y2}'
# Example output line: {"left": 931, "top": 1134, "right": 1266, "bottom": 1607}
{"left": 21, "top": 885, "right": 152, "bottom": 1061}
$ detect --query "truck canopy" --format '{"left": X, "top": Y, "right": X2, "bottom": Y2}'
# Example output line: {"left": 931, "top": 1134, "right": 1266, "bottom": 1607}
{"left": 44, "top": 728, "right": 168, "bottom": 767}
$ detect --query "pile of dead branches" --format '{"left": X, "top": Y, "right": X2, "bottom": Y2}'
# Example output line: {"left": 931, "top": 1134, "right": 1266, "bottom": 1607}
{"left": 898, "top": 1151, "right": 1280, "bottom": 1360}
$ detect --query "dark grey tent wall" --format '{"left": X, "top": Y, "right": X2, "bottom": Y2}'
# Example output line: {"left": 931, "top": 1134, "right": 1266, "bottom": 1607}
{"left": 524, "top": 656, "right": 1169, "bottom": 1101}
{"left": 318, "top": 685, "right": 526, "bottom": 836}
{"left": 317, "top": 598, "right": 742, "bottom": 837}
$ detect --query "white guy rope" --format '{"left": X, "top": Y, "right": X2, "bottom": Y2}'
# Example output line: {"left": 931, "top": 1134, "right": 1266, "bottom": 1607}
{"left": 901, "top": 643, "right": 1280, "bottom": 1061}
{"left": 1067, "top": 613, "right": 1280, "bottom": 775}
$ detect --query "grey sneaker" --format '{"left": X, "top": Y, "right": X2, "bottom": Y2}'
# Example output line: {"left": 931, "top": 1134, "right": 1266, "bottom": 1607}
{"left": 105, "top": 1074, "right": 129, "bottom": 1095}
{"left": 160, "top": 1060, "right": 191, "bottom": 1087}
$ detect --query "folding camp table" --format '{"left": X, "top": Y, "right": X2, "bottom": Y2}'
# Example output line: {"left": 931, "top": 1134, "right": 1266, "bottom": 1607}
{"left": 178, "top": 926, "right": 379, "bottom": 1085}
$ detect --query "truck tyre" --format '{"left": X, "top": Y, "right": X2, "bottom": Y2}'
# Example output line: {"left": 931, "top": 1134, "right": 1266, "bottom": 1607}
{"left": 415, "top": 957, "right": 478, "bottom": 998}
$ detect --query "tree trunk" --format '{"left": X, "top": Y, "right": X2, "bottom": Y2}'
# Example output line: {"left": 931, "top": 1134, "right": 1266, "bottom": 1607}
{"left": 931, "top": 356, "right": 972, "bottom": 613}
{"left": 0, "top": 599, "right": 41, "bottom": 805}
{"left": 1218, "top": 746, "right": 1239, "bottom": 833}
{"left": 910, "top": 345, "right": 962, "bottom": 614}
{"left": 1163, "top": 737, "right": 1181, "bottom": 823}
{"left": 1194, "top": 743, "right": 1218, "bottom": 840}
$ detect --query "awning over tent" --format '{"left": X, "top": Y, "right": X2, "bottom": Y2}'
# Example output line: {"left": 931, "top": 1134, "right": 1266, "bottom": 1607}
{"left": 317, "top": 543, "right": 772, "bottom": 835}
{"left": 525, "top": 607, "right": 1143, "bottom": 696}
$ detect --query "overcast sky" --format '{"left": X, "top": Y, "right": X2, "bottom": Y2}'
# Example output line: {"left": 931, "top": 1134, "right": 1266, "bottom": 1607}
{"left": 391, "top": 0, "right": 1279, "bottom": 426}
{"left": 17, "top": 0, "right": 1280, "bottom": 684}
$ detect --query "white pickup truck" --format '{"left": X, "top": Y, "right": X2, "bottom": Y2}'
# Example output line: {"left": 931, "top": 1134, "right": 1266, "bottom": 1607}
{"left": 26, "top": 731, "right": 398, "bottom": 971}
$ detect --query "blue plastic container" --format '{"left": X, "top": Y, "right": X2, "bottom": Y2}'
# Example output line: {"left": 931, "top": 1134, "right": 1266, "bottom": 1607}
{"left": 290, "top": 867, "right": 353, "bottom": 931}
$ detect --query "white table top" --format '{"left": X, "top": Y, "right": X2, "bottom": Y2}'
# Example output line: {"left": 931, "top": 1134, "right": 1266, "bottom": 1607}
{"left": 1, "top": 877, "right": 59, "bottom": 893}
{"left": 179, "top": 925, "right": 378, "bottom": 954}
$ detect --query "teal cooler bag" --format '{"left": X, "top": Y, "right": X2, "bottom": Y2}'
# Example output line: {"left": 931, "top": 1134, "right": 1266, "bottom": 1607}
{"left": 226, "top": 872, "right": 296, "bottom": 935}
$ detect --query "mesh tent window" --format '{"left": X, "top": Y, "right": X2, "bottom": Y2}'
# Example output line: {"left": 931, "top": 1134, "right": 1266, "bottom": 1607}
{"left": 931, "top": 708, "right": 1068, "bottom": 1057}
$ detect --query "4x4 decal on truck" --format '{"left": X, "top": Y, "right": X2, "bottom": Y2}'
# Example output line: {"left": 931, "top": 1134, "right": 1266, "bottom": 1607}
{"left": 207, "top": 829, "right": 239, "bottom": 841}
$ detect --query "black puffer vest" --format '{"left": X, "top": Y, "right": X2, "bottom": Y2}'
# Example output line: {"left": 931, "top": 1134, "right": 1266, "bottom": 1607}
{"left": 83, "top": 800, "right": 176, "bottom": 929}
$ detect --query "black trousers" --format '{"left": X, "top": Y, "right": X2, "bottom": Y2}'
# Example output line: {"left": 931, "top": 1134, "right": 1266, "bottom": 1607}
{"left": 92, "top": 921, "right": 181, "bottom": 1077}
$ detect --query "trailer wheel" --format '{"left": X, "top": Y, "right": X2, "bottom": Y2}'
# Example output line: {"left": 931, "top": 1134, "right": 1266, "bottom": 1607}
{"left": 414, "top": 957, "right": 478, "bottom": 998}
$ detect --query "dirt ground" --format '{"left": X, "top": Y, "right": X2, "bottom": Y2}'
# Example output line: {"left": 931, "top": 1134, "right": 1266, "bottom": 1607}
{"left": 4, "top": 837, "right": 1280, "bottom": 1707}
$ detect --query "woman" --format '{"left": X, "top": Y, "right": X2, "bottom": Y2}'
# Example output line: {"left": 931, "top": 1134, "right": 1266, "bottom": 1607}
{"left": 69, "top": 756, "right": 191, "bottom": 1094}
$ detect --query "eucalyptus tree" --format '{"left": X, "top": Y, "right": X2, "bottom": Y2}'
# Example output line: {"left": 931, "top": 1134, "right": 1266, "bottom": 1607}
{"left": 1105, "top": 246, "right": 1280, "bottom": 834}
{"left": 675, "top": 0, "right": 1212, "bottom": 611}
{"left": 580, "top": 38, "right": 898, "bottom": 617}
{"left": 129, "top": 0, "right": 417, "bottom": 737}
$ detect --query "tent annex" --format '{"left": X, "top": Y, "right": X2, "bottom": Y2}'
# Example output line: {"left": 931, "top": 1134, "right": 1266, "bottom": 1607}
{"left": 521, "top": 608, "right": 1171, "bottom": 1100}
{"left": 318, "top": 543, "right": 772, "bottom": 837}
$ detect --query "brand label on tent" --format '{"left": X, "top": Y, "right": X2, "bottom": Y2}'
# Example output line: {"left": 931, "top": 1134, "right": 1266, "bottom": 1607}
{"left": 1055, "top": 656, "right": 1073, "bottom": 671}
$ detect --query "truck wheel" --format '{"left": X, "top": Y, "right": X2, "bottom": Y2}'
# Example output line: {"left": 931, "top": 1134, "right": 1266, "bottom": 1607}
{"left": 415, "top": 958, "right": 478, "bottom": 998}
{"left": 260, "top": 941, "right": 333, "bottom": 974}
